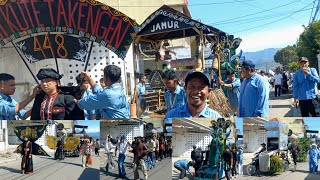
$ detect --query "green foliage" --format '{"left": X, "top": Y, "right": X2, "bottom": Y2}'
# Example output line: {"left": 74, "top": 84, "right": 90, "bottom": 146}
{"left": 274, "top": 45, "right": 299, "bottom": 70}
{"left": 296, "top": 21, "right": 320, "bottom": 68}
{"left": 296, "top": 137, "right": 312, "bottom": 162}
{"left": 287, "top": 61, "right": 299, "bottom": 72}
{"left": 269, "top": 155, "right": 284, "bottom": 173}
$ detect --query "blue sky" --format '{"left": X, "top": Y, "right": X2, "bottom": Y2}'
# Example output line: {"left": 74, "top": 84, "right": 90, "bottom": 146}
{"left": 235, "top": 118, "right": 243, "bottom": 135}
{"left": 74, "top": 120, "right": 100, "bottom": 133}
{"left": 304, "top": 118, "right": 320, "bottom": 131}
{"left": 188, "top": 0, "right": 313, "bottom": 52}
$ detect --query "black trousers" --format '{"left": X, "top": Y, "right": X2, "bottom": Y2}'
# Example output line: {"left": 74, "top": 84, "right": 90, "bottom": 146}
{"left": 293, "top": 154, "right": 298, "bottom": 165}
{"left": 95, "top": 148, "right": 99, "bottom": 155}
{"left": 174, "top": 164, "right": 186, "bottom": 179}
{"left": 275, "top": 85, "right": 281, "bottom": 97}
{"left": 224, "top": 163, "right": 231, "bottom": 180}
{"left": 299, "top": 99, "right": 317, "bottom": 117}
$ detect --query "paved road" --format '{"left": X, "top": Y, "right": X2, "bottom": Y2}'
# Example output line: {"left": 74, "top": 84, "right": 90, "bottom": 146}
{"left": 100, "top": 152, "right": 172, "bottom": 180}
{"left": 269, "top": 89, "right": 301, "bottom": 117}
{"left": 0, "top": 152, "right": 100, "bottom": 180}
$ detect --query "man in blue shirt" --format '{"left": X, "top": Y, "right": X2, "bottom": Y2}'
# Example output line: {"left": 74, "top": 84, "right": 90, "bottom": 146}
{"left": 293, "top": 57, "right": 319, "bottom": 117}
{"left": 239, "top": 61, "right": 269, "bottom": 117}
{"left": 162, "top": 70, "right": 187, "bottom": 112}
{"left": 165, "top": 70, "right": 222, "bottom": 118}
{"left": 218, "top": 69, "right": 241, "bottom": 115}
{"left": 174, "top": 159, "right": 195, "bottom": 179}
{"left": 137, "top": 74, "right": 146, "bottom": 97}
{"left": 77, "top": 65, "right": 129, "bottom": 119}
{"left": 0, "top": 73, "right": 40, "bottom": 120}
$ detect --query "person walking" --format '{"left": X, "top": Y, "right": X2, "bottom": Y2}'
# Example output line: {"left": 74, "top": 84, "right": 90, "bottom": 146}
{"left": 94, "top": 139, "right": 100, "bottom": 156}
{"left": 289, "top": 141, "right": 300, "bottom": 171}
{"left": 308, "top": 144, "right": 320, "bottom": 174}
{"left": 81, "top": 139, "right": 92, "bottom": 168}
{"left": 293, "top": 57, "right": 320, "bottom": 117}
{"left": 273, "top": 70, "right": 283, "bottom": 97}
{"left": 105, "top": 135, "right": 115, "bottom": 172}
{"left": 237, "top": 147, "right": 244, "bottom": 175}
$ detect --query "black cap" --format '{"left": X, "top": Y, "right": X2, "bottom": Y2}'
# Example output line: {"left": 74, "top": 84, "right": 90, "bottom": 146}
{"left": 37, "top": 68, "right": 62, "bottom": 80}
{"left": 185, "top": 70, "right": 210, "bottom": 87}
{"left": 226, "top": 69, "right": 235, "bottom": 76}
{"left": 260, "top": 70, "right": 265, "bottom": 74}
{"left": 242, "top": 60, "right": 255, "bottom": 68}
{"left": 261, "top": 143, "right": 266, "bottom": 146}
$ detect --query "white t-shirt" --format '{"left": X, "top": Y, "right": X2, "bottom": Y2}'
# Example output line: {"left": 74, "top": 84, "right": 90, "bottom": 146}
{"left": 274, "top": 74, "right": 283, "bottom": 85}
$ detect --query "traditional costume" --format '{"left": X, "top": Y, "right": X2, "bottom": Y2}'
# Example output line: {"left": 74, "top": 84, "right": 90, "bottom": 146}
{"left": 31, "top": 69, "right": 76, "bottom": 120}
{"left": 21, "top": 138, "right": 33, "bottom": 174}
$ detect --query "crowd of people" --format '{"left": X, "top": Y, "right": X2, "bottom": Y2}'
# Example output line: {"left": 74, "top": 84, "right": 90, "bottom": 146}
{"left": 174, "top": 145, "right": 243, "bottom": 180}
{"left": 1, "top": 56, "right": 319, "bottom": 119}
{"left": 104, "top": 134, "right": 172, "bottom": 179}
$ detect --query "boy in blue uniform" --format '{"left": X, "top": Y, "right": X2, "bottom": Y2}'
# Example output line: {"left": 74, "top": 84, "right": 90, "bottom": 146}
{"left": 174, "top": 159, "right": 194, "bottom": 179}
{"left": 162, "top": 70, "right": 187, "bottom": 112}
{"left": 218, "top": 69, "right": 241, "bottom": 115}
{"left": 77, "top": 65, "right": 129, "bottom": 119}
{"left": 137, "top": 74, "right": 146, "bottom": 97}
{"left": 0, "top": 73, "right": 40, "bottom": 120}
{"left": 165, "top": 70, "right": 222, "bottom": 118}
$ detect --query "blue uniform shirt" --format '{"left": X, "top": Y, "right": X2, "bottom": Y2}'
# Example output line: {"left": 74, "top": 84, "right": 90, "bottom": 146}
{"left": 137, "top": 83, "right": 146, "bottom": 97}
{"left": 0, "top": 92, "right": 27, "bottom": 120}
{"left": 164, "top": 85, "right": 187, "bottom": 112}
{"left": 308, "top": 147, "right": 320, "bottom": 163}
{"left": 174, "top": 159, "right": 191, "bottom": 173}
{"left": 83, "top": 89, "right": 95, "bottom": 120}
{"left": 78, "top": 83, "right": 129, "bottom": 119}
{"left": 293, "top": 67, "right": 319, "bottom": 100}
{"left": 165, "top": 104, "right": 222, "bottom": 118}
{"left": 224, "top": 78, "right": 241, "bottom": 112}
{"left": 239, "top": 73, "right": 269, "bottom": 117}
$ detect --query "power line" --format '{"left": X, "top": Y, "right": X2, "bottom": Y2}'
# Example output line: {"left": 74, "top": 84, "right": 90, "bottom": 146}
{"left": 234, "top": 0, "right": 304, "bottom": 24}
{"left": 216, "top": 7, "right": 313, "bottom": 27}
{"left": 309, "top": 0, "right": 316, "bottom": 23}
{"left": 230, "top": 1, "right": 314, "bottom": 34}
{"left": 208, "top": 1, "right": 299, "bottom": 25}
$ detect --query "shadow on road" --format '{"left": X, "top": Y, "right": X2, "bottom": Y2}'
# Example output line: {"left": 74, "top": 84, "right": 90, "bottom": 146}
{"left": 305, "top": 172, "right": 320, "bottom": 180}
{"left": 60, "top": 161, "right": 83, "bottom": 167}
{"left": 0, "top": 166, "right": 21, "bottom": 174}
{"left": 78, "top": 167, "right": 100, "bottom": 180}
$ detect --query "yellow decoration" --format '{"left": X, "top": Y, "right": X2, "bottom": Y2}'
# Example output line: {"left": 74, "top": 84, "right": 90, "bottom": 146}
{"left": 46, "top": 135, "right": 57, "bottom": 149}
{"left": 64, "top": 137, "right": 80, "bottom": 151}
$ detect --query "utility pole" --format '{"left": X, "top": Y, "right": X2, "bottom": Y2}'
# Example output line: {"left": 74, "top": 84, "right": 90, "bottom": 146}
{"left": 311, "top": 0, "right": 320, "bottom": 23}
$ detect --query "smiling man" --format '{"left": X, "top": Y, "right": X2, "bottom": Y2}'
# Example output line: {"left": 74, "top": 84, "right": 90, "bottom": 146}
{"left": 165, "top": 70, "right": 222, "bottom": 118}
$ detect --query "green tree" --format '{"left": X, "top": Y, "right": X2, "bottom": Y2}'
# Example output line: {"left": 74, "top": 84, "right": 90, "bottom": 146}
{"left": 296, "top": 21, "right": 320, "bottom": 68}
{"left": 274, "top": 45, "right": 299, "bottom": 69}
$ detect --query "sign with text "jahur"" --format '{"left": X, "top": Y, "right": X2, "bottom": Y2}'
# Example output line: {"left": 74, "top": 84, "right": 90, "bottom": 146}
{"left": 0, "top": 0, "right": 138, "bottom": 59}
{"left": 15, "top": 34, "right": 89, "bottom": 63}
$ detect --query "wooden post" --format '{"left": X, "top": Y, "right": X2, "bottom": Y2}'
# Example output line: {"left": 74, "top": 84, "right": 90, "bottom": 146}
{"left": 200, "top": 30, "right": 205, "bottom": 71}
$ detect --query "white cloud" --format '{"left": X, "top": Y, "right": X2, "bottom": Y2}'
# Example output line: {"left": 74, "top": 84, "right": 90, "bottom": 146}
{"left": 237, "top": 25, "right": 304, "bottom": 52}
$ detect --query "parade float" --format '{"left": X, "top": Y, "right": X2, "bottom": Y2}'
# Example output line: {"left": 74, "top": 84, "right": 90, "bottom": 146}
{"left": 46, "top": 123, "right": 81, "bottom": 157}
{"left": 193, "top": 118, "right": 232, "bottom": 180}
{"left": 133, "top": 5, "right": 239, "bottom": 117}
{"left": 13, "top": 121, "right": 50, "bottom": 157}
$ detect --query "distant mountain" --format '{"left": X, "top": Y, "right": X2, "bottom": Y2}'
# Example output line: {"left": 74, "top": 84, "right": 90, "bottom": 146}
{"left": 87, "top": 132, "right": 100, "bottom": 140}
{"left": 243, "top": 48, "right": 281, "bottom": 70}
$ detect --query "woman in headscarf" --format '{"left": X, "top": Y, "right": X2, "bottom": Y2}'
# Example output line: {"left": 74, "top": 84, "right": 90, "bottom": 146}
{"left": 308, "top": 144, "right": 320, "bottom": 174}
{"left": 21, "top": 136, "right": 33, "bottom": 174}
{"left": 81, "top": 139, "right": 92, "bottom": 168}
{"left": 31, "top": 68, "right": 76, "bottom": 120}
